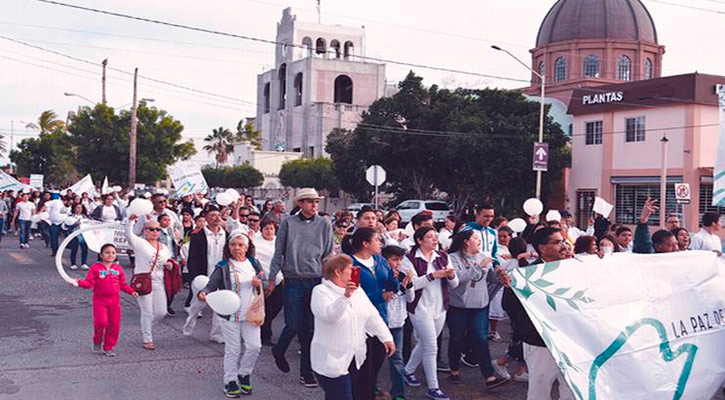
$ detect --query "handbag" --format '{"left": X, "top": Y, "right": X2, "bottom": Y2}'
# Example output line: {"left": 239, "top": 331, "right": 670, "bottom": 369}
{"left": 244, "top": 286, "right": 266, "bottom": 326}
{"left": 131, "top": 244, "right": 160, "bottom": 296}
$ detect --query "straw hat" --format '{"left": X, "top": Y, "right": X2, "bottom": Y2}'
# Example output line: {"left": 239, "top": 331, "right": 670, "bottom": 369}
{"left": 294, "top": 188, "right": 320, "bottom": 205}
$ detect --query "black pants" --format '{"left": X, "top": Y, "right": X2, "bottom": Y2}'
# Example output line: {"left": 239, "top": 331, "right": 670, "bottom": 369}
{"left": 353, "top": 336, "right": 386, "bottom": 400}
{"left": 403, "top": 319, "right": 413, "bottom": 363}
{"left": 261, "top": 282, "right": 284, "bottom": 341}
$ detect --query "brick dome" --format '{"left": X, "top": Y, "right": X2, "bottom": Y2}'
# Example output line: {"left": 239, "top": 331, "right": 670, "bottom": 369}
{"left": 536, "top": 0, "right": 659, "bottom": 47}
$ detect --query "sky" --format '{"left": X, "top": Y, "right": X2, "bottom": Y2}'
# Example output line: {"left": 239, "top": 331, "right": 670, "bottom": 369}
{"left": 0, "top": 0, "right": 723, "bottom": 168}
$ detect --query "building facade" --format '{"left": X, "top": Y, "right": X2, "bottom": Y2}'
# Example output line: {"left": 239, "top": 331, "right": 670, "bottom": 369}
{"left": 255, "top": 8, "right": 387, "bottom": 157}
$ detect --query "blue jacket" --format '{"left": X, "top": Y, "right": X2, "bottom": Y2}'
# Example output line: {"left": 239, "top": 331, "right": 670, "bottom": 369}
{"left": 351, "top": 254, "right": 398, "bottom": 324}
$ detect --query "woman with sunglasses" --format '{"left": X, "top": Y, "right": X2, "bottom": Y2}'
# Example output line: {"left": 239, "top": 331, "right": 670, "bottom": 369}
{"left": 126, "top": 213, "right": 173, "bottom": 350}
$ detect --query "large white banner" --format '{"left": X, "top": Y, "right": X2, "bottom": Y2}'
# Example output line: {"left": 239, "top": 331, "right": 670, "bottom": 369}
{"left": 713, "top": 84, "right": 725, "bottom": 206}
{"left": 66, "top": 174, "right": 95, "bottom": 196}
{"left": 168, "top": 165, "right": 208, "bottom": 197}
{"left": 80, "top": 219, "right": 130, "bottom": 253}
{"left": 0, "top": 171, "right": 32, "bottom": 192}
{"left": 510, "top": 251, "right": 725, "bottom": 400}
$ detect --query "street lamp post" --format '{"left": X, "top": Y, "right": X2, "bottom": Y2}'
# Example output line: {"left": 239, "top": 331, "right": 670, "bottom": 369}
{"left": 492, "top": 45, "right": 546, "bottom": 200}
{"left": 63, "top": 92, "right": 96, "bottom": 105}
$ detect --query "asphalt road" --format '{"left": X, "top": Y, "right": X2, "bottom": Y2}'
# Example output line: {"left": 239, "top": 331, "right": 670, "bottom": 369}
{"left": 0, "top": 235, "right": 529, "bottom": 400}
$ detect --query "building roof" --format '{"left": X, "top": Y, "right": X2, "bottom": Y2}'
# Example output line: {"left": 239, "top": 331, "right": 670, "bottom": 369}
{"left": 567, "top": 73, "right": 725, "bottom": 115}
{"left": 536, "top": 0, "right": 659, "bottom": 47}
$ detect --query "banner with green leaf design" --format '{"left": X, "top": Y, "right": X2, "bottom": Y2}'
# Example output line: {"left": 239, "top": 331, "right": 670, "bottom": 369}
{"left": 510, "top": 251, "right": 725, "bottom": 400}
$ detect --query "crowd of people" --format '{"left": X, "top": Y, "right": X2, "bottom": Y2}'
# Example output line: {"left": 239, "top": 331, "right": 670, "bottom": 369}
{"left": 1, "top": 185, "right": 722, "bottom": 400}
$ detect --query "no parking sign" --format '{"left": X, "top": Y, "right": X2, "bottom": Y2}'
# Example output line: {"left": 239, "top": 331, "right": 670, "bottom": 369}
{"left": 674, "top": 183, "right": 691, "bottom": 205}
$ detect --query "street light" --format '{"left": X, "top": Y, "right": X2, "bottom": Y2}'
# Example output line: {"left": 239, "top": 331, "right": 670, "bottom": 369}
{"left": 63, "top": 92, "right": 96, "bottom": 105}
{"left": 492, "top": 45, "right": 546, "bottom": 200}
{"left": 116, "top": 98, "right": 155, "bottom": 109}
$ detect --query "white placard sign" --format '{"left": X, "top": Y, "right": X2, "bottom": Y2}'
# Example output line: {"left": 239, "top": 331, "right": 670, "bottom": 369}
{"left": 29, "top": 174, "right": 44, "bottom": 190}
{"left": 66, "top": 174, "right": 95, "bottom": 196}
{"left": 168, "top": 165, "right": 209, "bottom": 197}
{"left": 510, "top": 251, "right": 725, "bottom": 400}
{"left": 80, "top": 219, "right": 130, "bottom": 253}
{"left": 592, "top": 197, "right": 614, "bottom": 218}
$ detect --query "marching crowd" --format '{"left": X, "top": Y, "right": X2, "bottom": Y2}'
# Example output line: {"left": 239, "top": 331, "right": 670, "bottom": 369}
{"left": 0, "top": 185, "right": 722, "bottom": 400}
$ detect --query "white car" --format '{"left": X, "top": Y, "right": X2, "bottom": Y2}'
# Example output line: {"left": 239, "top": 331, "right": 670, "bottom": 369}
{"left": 395, "top": 200, "right": 451, "bottom": 224}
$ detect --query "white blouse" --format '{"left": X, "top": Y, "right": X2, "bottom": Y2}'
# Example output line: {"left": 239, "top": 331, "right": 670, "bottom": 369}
{"left": 125, "top": 221, "right": 171, "bottom": 279}
{"left": 401, "top": 249, "right": 459, "bottom": 320}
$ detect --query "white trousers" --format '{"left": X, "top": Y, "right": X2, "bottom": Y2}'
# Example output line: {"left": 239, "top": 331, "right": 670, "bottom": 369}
{"left": 137, "top": 279, "right": 167, "bottom": 343}
{"left": 524, "top": 343, "right": 575, "bottom": 400}
{"left": 182, "top": 293, "right": 222, "bottom": 341}
{"left": 405, "top": 311, "right": 446, "bottom": 390}
{"left": 220, "top": 319, "right": 261, "bottom": 384}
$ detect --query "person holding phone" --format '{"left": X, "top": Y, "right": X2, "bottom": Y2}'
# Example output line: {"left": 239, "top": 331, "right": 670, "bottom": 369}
{"left": 310, "top": 254, "right": 395, "bottom": 400}
{"left": 343, "top": 228, "right": 398, "bottom": 399}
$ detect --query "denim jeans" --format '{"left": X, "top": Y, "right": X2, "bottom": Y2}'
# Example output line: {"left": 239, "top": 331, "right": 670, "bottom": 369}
{"left": 273, "top": 277, "right": 320, "bottom": 377}
{"left": 388, "top": 327, "right": 406, "bottom": 398}
{"left": 69, "top": 237, "right": 88, "bottom": 266}
{"left": 0, "top": 217, "right": 4, "bottom": 243}
{"left": 447, "top": 306, "right": 495, "bottom": 378}
{"left": 18, "top": 220, "right": 31, "bottom": 245}
{"left": 49, "top": 223, "right": 62, "bottom": 255}
{"left": 315, "top": 361, "right": 358, "bottom": 400}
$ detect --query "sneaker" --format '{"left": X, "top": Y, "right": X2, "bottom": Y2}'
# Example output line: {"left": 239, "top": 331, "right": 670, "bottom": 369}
{"left": 426, "top": 388, "right": 450, "bottom": 400}
{"left": 223, "top": 381, "right": 242, "bottom": 398}
{"left": 491, "top": 361, "right": 511, "bottom": 380}
{"left": 103, "top": 349, "right": 116, "bottom": 357}
{"left": 81, "top": 264, "right": 89, "bottom": 270}
{"left": 436, "top": 361, "right": 451, "bottom": 372}
{"left": 184, "top": 306, "right": 191, "bottom": 314}
{"left": 167, "top": 307, "right": 176, "bottom": 316}
{"left": 393, "top": 397, "right": 405, "bottom": 400}
{"left": 70, "top": 265, "right": 78, "bottom": 270}
{"left": 484, "top": 375, "right": 510, "bottom": 389}
{"left": 210, "top": 336, "right": 224, "bottom": 344}
{"left": 299, "top": 374, "right": 317, "bottom": 388}
{"left": 272, "top": 347, "right": 290, "bottom": 373}
{"left": 461, "top": 354, "right": 479, "bottom": 368}
{"left": 404, "top": 373, "right": 421, "bottom": 387}
{"left": 91, "top": 343, "right": 102, "bottom": 353}
{"left": 238, "top": 374, "right": 251, "bottom": 395}
{"left": 489, "top": 331, "right": 502, "bottom": 341}
{"left": 513, "top": 371, "right": 529, "bottom": 382}
{"left": 261, "top": 338, "right": 275, "bottom": 347}
{"left": 447, "top": 374, "right": 462, "bottom": 384}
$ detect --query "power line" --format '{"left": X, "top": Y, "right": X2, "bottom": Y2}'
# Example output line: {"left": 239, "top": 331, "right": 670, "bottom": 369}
{"left": 29, "top": 0, "right": 529, "bottom": 84}
{"left": 646, "top": 0, "right": 725, "bottom": 14}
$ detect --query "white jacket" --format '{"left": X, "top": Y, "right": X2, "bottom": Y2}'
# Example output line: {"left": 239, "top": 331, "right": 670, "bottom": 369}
{"left": 311, "top": 279, "right": 393, "bottom": 379}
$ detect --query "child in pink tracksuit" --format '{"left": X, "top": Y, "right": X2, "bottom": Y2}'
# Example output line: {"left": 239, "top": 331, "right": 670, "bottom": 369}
{"left": 75, "top": 243, "right": 138, "bottom": 356}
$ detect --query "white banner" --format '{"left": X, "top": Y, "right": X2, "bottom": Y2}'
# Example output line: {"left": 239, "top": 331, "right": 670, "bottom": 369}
{"left": 168, "top": 165, "right": 208, "bottom": 197}
{"left": 66, "top": 174, "right": 95, "bottom": 196}
{"left": 101, "top": 176, "right": 110, "bottom": 195}
{"left": 510, "top": 252, "right": 725, "bottom": 400}
{"left": 0, "top": 171, "right": 32, "bottom": 192}
{"left": 29, "top": 174, "right": 44, "bottom": 190}
{"left": 713, "top": 84, "right": 725, "bottom": 206}
{"left": 80, "top": 219, "right": 130, "bottom": 253}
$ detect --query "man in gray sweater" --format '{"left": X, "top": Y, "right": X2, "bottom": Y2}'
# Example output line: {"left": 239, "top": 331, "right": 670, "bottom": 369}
{"left": 267, "top": 188, "right": 333, "bottom": 387}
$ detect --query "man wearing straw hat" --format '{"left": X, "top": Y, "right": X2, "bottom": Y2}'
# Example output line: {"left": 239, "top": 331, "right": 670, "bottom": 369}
{"left": 267, "top": 188, "right": 333, "bottom": 388}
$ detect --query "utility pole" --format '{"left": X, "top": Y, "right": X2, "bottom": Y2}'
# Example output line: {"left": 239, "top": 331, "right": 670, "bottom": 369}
{"left": 101, "top": 59, "right": 108, "bottom": 105}
{"left": 9, "top": 120, "right": 14, "bottom": 174}
{"left": 659, "top": 135, "right": 669, "bottom": 229}
{"left": 128, "top": 67, "right": 138, "bottom": 186}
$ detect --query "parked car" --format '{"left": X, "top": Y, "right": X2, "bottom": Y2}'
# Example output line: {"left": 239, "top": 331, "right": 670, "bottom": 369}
{"left": 345, "top": 203, "right": 376, "bottom": 213}
{"left": 395, "top": 200, "right": 451, "bottom": 224}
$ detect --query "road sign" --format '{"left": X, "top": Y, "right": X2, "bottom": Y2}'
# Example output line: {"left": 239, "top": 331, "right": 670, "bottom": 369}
{"left": 366, "top": 165, "right": 386, "bottom": 186}
{"left": 674, "top": 183, "right": 691, "bottom": 205}
{"left": 533, "top": 142, "right": 549, "bottom": 172}
{"left": 29, "top": 174, "right": 44, "bottom": 190}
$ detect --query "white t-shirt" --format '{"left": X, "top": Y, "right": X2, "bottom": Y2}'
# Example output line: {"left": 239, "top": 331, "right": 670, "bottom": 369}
{"left": 353, "top": 255, "right": 375, "bottom": 273}
{"left": 16, "top": 201, "right": 34, "bottom": 221}
{"left": 229, "top": 258, "right": 257, "bottom": 321}
{"left": 101, "top": 205, "right": 118, "bottom": 222}
{"left": 254, "top": 235, "right": 282, "bottom": 285}
{"left": 690, "top": 229, "right": 722, "bottom": 252}
{"left": 204, "top": 227, "right": 226, "bottom": 276}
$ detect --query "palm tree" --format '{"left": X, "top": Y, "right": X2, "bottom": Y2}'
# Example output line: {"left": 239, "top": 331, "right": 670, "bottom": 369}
{"left": 25, "top": 110, "right": 65, "bottom": 134}
{"left": 0, "top": 133, "right": 6, "bottom": 159}
{"left": 235, "top": 119, "right": 262, "bottom": 150}
{"left": 203, "top": 127, "right": 234, "bottom": 168}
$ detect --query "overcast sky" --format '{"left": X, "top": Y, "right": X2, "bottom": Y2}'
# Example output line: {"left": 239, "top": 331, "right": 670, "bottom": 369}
{"left": 1, "top": 0, "right": 723, "bottom": 166}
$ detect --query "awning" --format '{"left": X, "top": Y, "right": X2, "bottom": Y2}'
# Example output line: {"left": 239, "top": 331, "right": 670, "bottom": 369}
{"left": 609, "top": 176, "right": 683, "bottom": 184}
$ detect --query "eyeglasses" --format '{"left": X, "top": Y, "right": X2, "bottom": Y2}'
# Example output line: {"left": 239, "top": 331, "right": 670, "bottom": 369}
{"left": 248, "top": 218, "right": 260, "bottom": 223}
{"left": 145, "top": 227, "right": 162, "bottom": 232}
{"left": 156, "top": 199, "right": 167, "bottom": 203}
{"left": 240, "top": 214, "right": 249, "bottom": 218}
{"left": 544, "top": 239, "right": 567, "bottom": 246}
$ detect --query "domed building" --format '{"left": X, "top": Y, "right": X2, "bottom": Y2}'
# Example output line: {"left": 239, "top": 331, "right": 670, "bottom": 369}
{"left": 526, "top": 0, "right": 666, "bottom": 104}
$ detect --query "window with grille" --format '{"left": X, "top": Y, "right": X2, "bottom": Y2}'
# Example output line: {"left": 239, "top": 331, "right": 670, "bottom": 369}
{"left": 583, "top": 55, "right": 599, "bottom": 78}
{"left": 554, "top": 57, "right": 567, "bottom": 82}
{"left": 538, "top": 61, "right": 545, "bottom": 78}
{"left": 625, "top": 116, "right": 645, "bottom": 142}
{"left": 585, "top": 121, "right": 603, "bottom": 145}
{"left": 699, "top": 183, "right": 724, "bottom": 224}
{"left": 644, "top": 58, "right": 653, "bottom": 80}
{"left": 576, "top": 190, "right": 596, "bottom": 229}
{"left": 617, "top": 55, "right": 632, "bottom": 81}
{"left": 615, "top": 184, "right": 677, "bottom": 226}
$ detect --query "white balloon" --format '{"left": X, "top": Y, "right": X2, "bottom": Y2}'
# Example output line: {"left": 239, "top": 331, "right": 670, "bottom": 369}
{"left": 191, "top": 275, "right": 209, "bottom": 293}
{"left": 546, "top": 210, "right": 562, "bottom": 222}
{"left": 38, "top": 211, "right": 50, "bottom": 221}
{"left": 205, "top": 290, "right": 241, "bottom": 315}
{"left": 143, "top": 192, "right": 152, "bottom": 198}
{"left": 113, "top": 185, "right": 122, "bottom": 192}
{"left": 31, "top": 214, "right": 41, "bottom": 223}
{"left": 216, "top": 192, "right": 233, "bottom": 206}
{"left": 523, "top": 198, "right": 544, "bottom": 216}
{"left": 509, "top": 218, "right": 527, "bottom": 233}
{"left": 225, "top": 188, "right": 241, "bottom": 201}
{"left": 128, "top": 198, "right": 154, "bottom": 216}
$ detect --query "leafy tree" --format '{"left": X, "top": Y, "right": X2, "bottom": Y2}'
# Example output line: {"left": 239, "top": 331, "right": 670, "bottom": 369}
{"left": 203, "top": 126, "right": 234, "bottom": 168}
{"left": 0, "top": 132, "right": 6, "bottom": 154}
{"left": 202, "top": 164, "right": 264, "bottom": 188}
{"left": 235, "top": 119, "right": 262, "bottom": 151}
{"left": 25, "top": 110, "right": 65, "bottom": 134}
{"left": 279, "top": 157, "right": 339, "bottom": 211}
{"left": 68, "top": 102, "right": 195, "bottom": 184}
{"left": 10, "top": 129, "right": 76, "bottom": 185}
{"left": 326, "top": 72, "right": 570, "bottom": 215}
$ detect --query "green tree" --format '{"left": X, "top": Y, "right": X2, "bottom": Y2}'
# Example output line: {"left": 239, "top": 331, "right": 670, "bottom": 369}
{"left": 235, "top": 119, "right": 262, "bottom": 151}
{"left": 25, "top": 110, "right": 65, "bottom": 134}
{"left": 202, "top": 164, "right": 264, "bottom": 188}
{"left": 10, "top": 129, "right": 76, "bottom": 185}
{"left": 279, "top": 157, "right": 339, "bottom": 210}
{"left": 326, "top": 72, "right": 570, "bottom": 214}
{"left": 0, "top": 132, "right": 6, "bottom": 154}
{"left": 203, "top": 126, "right": 234, "bottom": 168}
{"left": 68, "top": 102, "right": 196, "bottom": 184}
